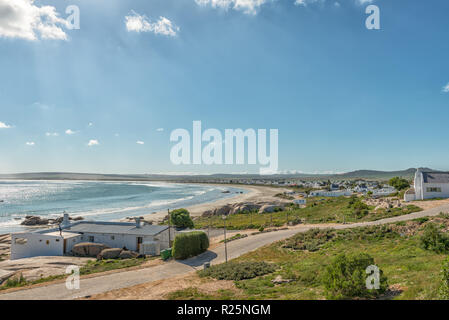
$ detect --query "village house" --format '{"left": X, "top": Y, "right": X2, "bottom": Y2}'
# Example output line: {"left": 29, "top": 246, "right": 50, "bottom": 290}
{"left": 10, "top": 214, "right": 170, "bottom": 260}
{"left": 404, "top": 169, "right": 449, "bottom": 201}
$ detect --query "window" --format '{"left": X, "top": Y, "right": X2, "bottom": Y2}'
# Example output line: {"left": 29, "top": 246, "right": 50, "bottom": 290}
{"left": 427, "top": 187, "right": 442, "bottom": 193}
{"left": 88, "top": 236, "right": 94, "bottom": 242}
{"left": 46, "top": 240, "right": 50, "bottom": 245}
{"left": 111, "top": 236, "right": 115, "bottom": 240}
{"left": 15, "top": 238, "right": 27, "bottom": 245}
{"left": 56, "top": 239, "right": 60, "bottom": 242}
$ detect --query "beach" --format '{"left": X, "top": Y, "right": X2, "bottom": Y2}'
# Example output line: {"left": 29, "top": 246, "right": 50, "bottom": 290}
{"left": 142, "top": 184, "right": 289, "bottom": 223}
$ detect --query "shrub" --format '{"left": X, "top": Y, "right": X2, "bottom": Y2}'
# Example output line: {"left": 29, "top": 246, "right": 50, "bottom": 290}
{"left": 439, "top": 256, "right": 449, "bottom": 299}
{"left": 172, "top": 231, "right": 209, "bottom": 260}
{"left": 420, "top": 223, "right": 449, "bottom": 253}
{"left": 198, "top": 262, "right": 277, "bottom": 280}
{"left": 388, "top": 177, "right": 410, "bottom": 191}
{"left": 170, "top": 208, "right": 194, "bottom": 229}
{"left": 322, "top": 253, "right": 388, "bottom": 299}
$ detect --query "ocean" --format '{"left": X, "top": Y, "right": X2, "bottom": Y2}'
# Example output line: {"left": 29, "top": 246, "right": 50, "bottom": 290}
{"left": 0, "top": 180, "right": 245, "bottom": 234}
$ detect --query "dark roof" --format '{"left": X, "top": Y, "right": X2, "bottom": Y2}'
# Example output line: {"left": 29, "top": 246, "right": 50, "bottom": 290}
{"left": 65, "top": 222, "right": 168, "bottom": 236}
{"left": 422, "top": 172, "right": 449, "bottom": 184}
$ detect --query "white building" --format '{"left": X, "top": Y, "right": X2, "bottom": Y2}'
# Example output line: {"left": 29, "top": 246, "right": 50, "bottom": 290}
{"left": 10, "top": 214, "right": 170, "bottom": 260}
{"left": 309, "top": 190, "right": 352, "bottom": 197}
{"left": 404, "top": 169, "right": 449, "bottom": 201}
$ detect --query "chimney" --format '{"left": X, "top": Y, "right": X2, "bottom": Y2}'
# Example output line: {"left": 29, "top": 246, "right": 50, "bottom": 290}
{"left": 61, "top": 212, "right": 70, "bottom": 227}
{"left": 135, "top": 217, "right": 141, "bottom": 228}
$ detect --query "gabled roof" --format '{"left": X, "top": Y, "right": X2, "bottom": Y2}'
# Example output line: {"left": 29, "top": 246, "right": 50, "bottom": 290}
{"left": 422, "top": 172, "right": 449, "bottom": 184}
{"left": 65, "top": 221, "right": 168, "bottom": 236}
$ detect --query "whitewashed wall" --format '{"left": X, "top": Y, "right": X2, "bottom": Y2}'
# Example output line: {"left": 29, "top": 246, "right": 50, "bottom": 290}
{"left": 11, "top": 233, "right": 63, "bottom": 260}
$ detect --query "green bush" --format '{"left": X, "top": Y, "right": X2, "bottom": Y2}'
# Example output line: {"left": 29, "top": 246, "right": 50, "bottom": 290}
{"left": 198, "top": 262, "right": 277, "bottom": 280}
{"left": 172, "top": 231, "right": 209, "bottom": 260}
{"left": 439, "top": 256, "right": 449, "bottom": 299}
{"left": 388, "top": 177, "right": 410, "bottom": 191}
{"left": 420, "top": 223, "right": 449, "bottom": 253}
{"left": 170, "top": 208, "right": 194, "bottom": 229}
{"left": 322, "top": 253, "right": 388, "bottom": 299}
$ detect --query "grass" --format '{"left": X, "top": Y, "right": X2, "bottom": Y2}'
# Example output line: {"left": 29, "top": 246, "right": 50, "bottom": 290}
{"left": 193, "top": 196, "right": 422, "bottom": 230}
{"left": 220, "top": 233, "right": 248, "bottom": 243}
{"left": 0, "top": 257, "right": 147, "bottom": 291}
{"left": 169, "top": 217, "right": 449, "bottom": 300}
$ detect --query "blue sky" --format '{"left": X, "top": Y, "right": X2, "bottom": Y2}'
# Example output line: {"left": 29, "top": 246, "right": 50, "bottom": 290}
{"left": 0, "top": 0, "right": 449, "bottom": 174}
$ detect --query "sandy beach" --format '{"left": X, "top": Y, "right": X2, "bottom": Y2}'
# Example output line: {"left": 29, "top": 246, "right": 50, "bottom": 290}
{"left": 142, "top": 184, "right": 290, "bottom": 223}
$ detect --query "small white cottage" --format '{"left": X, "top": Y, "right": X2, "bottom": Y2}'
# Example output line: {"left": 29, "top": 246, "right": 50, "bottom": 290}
{"left": 404, "top": 169, "right": 449, "bottom": 201}
{"left": 10, "top": 214, "right": 170, "bottom": 260}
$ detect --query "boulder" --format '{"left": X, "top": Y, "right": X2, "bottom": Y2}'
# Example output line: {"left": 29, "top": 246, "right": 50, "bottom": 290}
{"left": 97, "top": 248, "right": 123, "bottom": 260}
{"left": 118, "top": 250, "right": 138, "bottom": 259}
{"left": 259, "top": 204, "right": 284, "bottom": 213}
{"left": 215, "top": 205, "right": 233, "bottom": 216}
{"left": 72, "top": 242, "right": 109, "bottom": 257}
{"left": 21, "top": 216, "right": 49, "bottom": 226}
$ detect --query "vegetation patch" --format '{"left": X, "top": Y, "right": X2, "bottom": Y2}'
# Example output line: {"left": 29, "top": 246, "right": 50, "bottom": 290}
{"left": 172, "top": 231, "right": 209, "bottom": 260}
{"left": 80, "top": 258, "right": 146, "bottom": 275}
{"left": 220, "top": 233, "right": 248, "bottom": 243}
{"left": 322, "top": 252, "right": 388, "bottom": 299}
{"left": 170, "top": 208, "right": 194, "bottom": 229}
{"left": 419, "top": 223, "right": 449, "bottom": 254}
{"left": 198, "top": 262, "right": 277, "bottom": 281}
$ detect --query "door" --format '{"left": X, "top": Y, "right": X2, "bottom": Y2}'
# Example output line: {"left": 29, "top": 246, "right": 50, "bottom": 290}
{"left": 137, "top": 237, "right": 143, "bottom": 252}
{"left": 63, "top": 239, "right": 67, "bottom": 254}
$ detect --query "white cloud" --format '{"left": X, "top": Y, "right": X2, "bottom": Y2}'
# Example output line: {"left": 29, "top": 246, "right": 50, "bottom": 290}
{"left": 87, "top": 139, "right": 99, "bottom": 147}
{"left": 25, "top": 141, "right": 35, "bottom": 146}
{"left": 65, "top": 129, "right": 76, "bottom": 135}
{"left": 156, "top": 128, "right": 164, "bottom": 132}
{"left": 136, "top": 141, "right": 145, "bottom": 145}
{"left": 88, "top": 122, "right": 93, "bottom": 127}
{"left": 45, "top": 132, "right": 59, "bottom": 136}
{"left": 125, "top": 11, "right": 179, "bottom": 36}
{"left": 357, "top": 0, "right": 374, "bottom": 4}
{"left": 0, "top": 121, "right": 12, "bottom": 129}
{"left": 0, "top": 0, "right": 69, "bottom": 41}
{"left": 442, "top": 82, "right": 449, "bottom": 93}
{"left": 195, "top": 0, "right": 272, "bottom": 15}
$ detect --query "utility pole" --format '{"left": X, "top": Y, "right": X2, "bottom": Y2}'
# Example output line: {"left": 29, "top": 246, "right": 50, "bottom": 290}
{"left": 168, "top": 208, "right": 171, "bottom": 247}
{"left": 222, "top": 215, "right": 228, "bottom": 263}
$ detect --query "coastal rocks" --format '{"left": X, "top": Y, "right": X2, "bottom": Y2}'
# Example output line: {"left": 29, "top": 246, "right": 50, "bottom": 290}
{"left": 72, "top": 242, "right": 109, "bottom": 257}
{"left": 20, "top": 215, "right": 84, "bottom": 226}
{"left": 96, "top": 248, "right": 139, "bottom": 260}
{"left": 119, "top": 250, "right": 138, "bottom": 259}
{"left": 201, "top": 202, "right": 286, "bottom": 217}
{"left": 97, "top": 248, "right": 122, "bottom": 260}
{"left": 21, "top": 216, "right": 49, "bottom": 226}
{"left": 363, "top": 198, "right": 402, "bottom": 211}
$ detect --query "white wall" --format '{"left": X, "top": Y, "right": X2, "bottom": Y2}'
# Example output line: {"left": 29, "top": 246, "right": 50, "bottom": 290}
{"left": 11, "top": 233, "right": 64, "bottom": 260}
{"left": 421, "top": 183, "right": 449, "bottom": 200}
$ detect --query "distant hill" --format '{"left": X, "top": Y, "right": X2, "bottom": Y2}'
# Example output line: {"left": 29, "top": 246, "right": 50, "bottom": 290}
{"left": 0, "top": 168, "right": 437, "bottom": 182}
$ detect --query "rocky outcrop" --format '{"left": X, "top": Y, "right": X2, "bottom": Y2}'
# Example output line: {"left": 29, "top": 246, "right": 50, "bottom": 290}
{"left": 201, "top": 201, "right": 287, "bottom": 217}
{"left": 21, "top": 216, "right": 49, "bottom": 226}
{"left": 96, "top": 248, "right": 139, "bottom": 260}
{"left": 119, "top": 250, "right": 138, "bottom": 259}
{"left": 97, "top": 248, "right": 122, "bottom": 260}
{"left": 72, "top": 243, "right": 109, "bottom": 257}
{"left": 20, "top": 215, "right": 84, "bottom": 226}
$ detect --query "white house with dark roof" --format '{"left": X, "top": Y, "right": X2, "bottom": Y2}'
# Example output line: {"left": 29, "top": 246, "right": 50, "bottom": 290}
{"left": 404, "top": 169, "right": 449, "bottom": 201}
{"left": 10, "top": 214, "right": 171, "bottom": 260}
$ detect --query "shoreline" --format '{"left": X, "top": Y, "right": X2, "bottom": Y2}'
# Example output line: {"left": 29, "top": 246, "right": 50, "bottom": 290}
{"left": 141, "top": 184, "right": 290, "bottom": 223}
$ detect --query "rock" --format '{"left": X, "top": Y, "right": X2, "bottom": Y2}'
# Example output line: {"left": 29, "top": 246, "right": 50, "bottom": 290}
{"left": 215, "top": 205, "right": 234, "bottom": 216}
{"left": 20, "top": 216, "right": 49, "bottom": 226}
{"left": 72, "top": 242, "right": 109, "bottom": 257}
{"left": 97, "top": 248, "right": 123, "bottom": 260}
{"left": 271, "top": 275, "right": 294, "bottom": 284}
{"left": 259, "top": 204, "right": 284, "bottom": 213}
{"left": 118, "top": 250, "right": 138, "bottom": 259}
{"left": 72, "top": 216, "right": 84, "bottom": 221}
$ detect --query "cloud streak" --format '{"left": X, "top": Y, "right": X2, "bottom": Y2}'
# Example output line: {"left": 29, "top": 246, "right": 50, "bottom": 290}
{"left": 0, "top": 121, "right": 12, "bottom": 129}
{"left": 442, "top": 82, "right": 449, "bottom": 93}
{"left": 0, "top": 0, "right": 69, "bottom": 41}
{"left": 125, "top": 11, "right": 179, "bottom": 36}
{"left": 87, "top": 139, "right": 99, "bottom": 147}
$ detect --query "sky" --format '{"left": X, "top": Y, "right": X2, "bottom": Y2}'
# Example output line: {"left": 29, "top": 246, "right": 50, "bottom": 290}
{"left": 0, "top": 0, "right": 449, "bottom": 175}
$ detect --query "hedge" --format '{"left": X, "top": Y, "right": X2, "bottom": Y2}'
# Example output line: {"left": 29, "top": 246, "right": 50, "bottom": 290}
{"left": 172, "top": 231, "right": 209, "bottom": 260}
